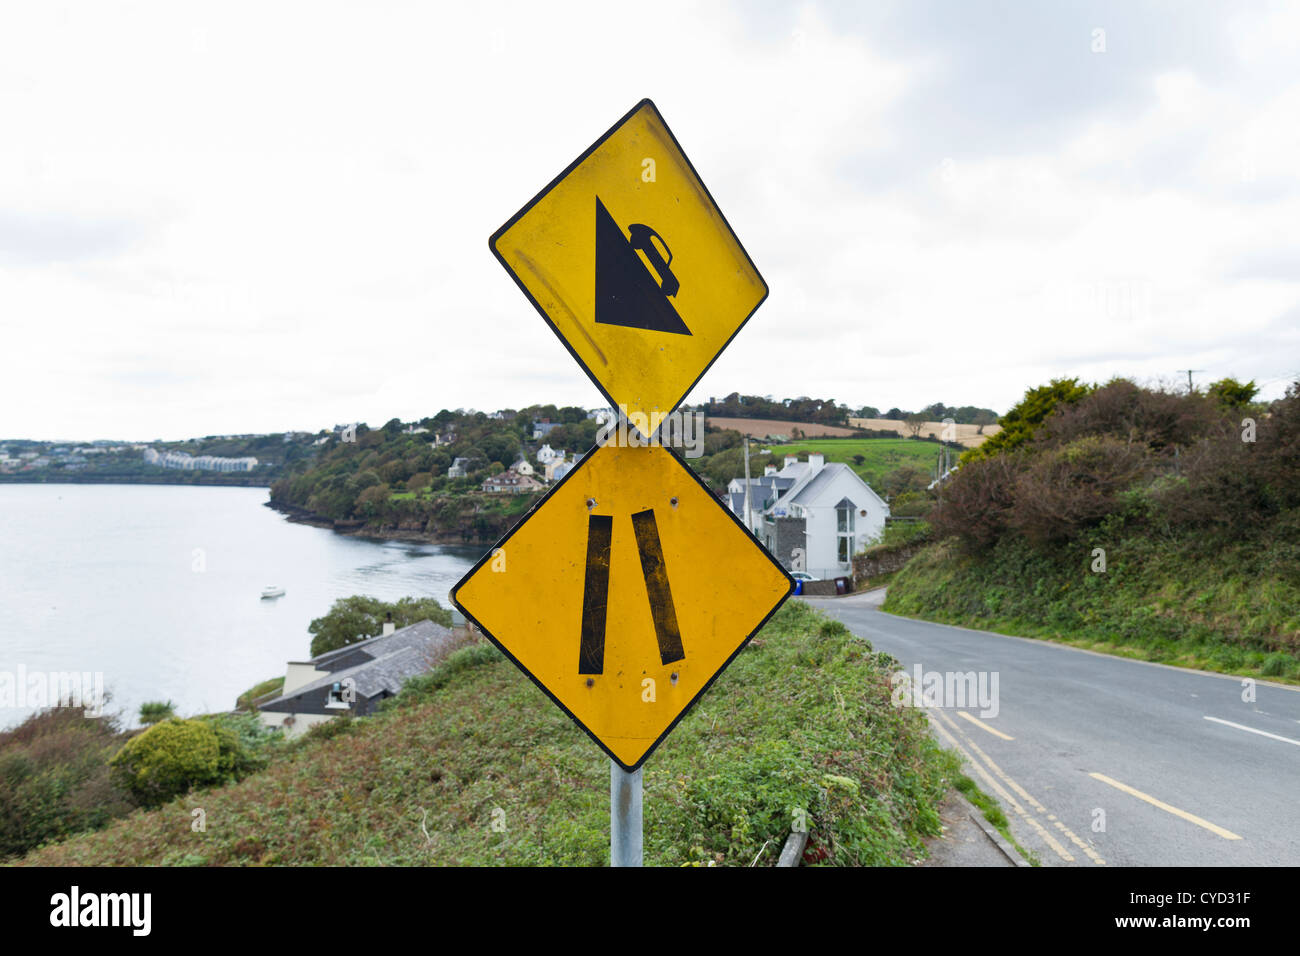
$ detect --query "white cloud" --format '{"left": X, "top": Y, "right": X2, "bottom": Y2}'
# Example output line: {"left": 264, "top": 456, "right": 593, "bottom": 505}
{"left": 0, "top": 1, "right": 1295, "bottom": 440}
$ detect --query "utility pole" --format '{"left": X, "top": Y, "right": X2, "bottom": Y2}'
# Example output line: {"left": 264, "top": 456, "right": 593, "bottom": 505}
{"left": 1177, "top": 369, "right": 1205, "bottom": 393}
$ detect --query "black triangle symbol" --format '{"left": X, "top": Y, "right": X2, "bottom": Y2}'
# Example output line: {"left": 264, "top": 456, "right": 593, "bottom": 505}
{"left": 594, "top": 198, "right": 691, "bottom": 336}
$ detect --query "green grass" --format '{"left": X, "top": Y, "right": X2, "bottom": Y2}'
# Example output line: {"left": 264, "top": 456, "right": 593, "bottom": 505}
{"left": 390, "top": 486, "right": 537, "bottom": 508}
{"left": 952, "top": 774, "right": 1038, "bottom": 865}
{"left": 17, "top": 603, "right": 958, "bottom": 867}
{"left": 477, "top": 492, "right": 538, "bottom": 518}
{"left": 235, "top": 677, "right": 284, "bottom": 711}
{"left": 886, "top": 535, "right": 1300, "bottom": 684}
{"left": 779, "top": 438, "right": 945, "bottom": 489}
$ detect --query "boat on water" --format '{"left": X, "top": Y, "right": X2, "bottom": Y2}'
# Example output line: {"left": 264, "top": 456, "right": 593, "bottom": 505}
{"left": 261, "top": 586, "right": 285, "bottom": 599}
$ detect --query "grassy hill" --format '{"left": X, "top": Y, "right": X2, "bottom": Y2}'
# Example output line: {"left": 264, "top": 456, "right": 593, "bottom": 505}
{"left": 17, "top": 602, "right": 959, "bottom": 867}
{"left": 777, "top": 438, "right": 951, "bottom": 490}
{"left": 889, "top": 535, "right": 1300, "bottom": 682}
{"left": 886, "top": 378, "right": 1300, "bottom": 681}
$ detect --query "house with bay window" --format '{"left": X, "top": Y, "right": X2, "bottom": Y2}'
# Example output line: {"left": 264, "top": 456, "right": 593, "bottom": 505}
{"left": 727, "top": 453, "right": 888, "bottom": 580}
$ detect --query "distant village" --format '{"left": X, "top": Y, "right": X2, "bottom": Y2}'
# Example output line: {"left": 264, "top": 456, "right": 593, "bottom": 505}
{"left": 0, "top": 442, "right": 145, "bottom": 474}
{"left": 445, "top": 413, "right": 605, "bottom": 493}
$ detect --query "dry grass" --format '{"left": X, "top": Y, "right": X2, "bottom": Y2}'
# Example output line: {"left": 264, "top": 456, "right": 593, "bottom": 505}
{"left": 848, "top": 418, "right": 1001, "bottom": 447}
{"left": 707, "top": 416, "right": 859, "bottom": 438}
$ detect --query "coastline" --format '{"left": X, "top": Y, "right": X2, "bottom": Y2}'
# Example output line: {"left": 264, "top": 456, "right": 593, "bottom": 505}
{"left": 263, "top": 499, "right": 498, "bottom": 548}
{"left": 0, "top": 474, "right": 273, "bottom": 488}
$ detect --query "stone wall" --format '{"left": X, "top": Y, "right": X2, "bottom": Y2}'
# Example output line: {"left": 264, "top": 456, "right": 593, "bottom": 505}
{"left": 852, "top": 541, "right": 928, "bottom": 587}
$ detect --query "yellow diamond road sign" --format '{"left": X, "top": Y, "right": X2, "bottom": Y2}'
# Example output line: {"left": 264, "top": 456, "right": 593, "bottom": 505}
{"left": 451, "top": 444, "right": 793, "bottom": 771}
{"left": 490, "top": 98, "right": 768, "bottom": 429}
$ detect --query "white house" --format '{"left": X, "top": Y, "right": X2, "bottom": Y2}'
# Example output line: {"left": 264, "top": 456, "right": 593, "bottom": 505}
{"left": 447, "top": 457, "right": 471, "bottom": 478}
{"left": 482, "top": 467, "right": 544, "bottom": 494}
{"left": 727, "top": 467, "right": 796, "bottom": 534}
{"left": 544, "top": 454, "right": 572, "bottom": 481}
{"left": 728, "top": 454, "right": 888, "bottom": 580}
{"left": 511, "top": 456, "right": 535, "bottom": 476}
{"left": 536, "top": 444, "right": 564, "bottom": 465}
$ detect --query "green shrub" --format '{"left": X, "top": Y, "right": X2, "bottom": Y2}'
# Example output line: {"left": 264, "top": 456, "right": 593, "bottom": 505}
{"left": 299, "top": 715, "right": 355, "bottom": 742}
{"left": 109, "top": 718, "right": 225, "bottom": 808}
{"left": 200, "top": 713, "right": 276, "bottom": 776}
{"left": 818, "top": 619, "right": 851, "bottom": 639}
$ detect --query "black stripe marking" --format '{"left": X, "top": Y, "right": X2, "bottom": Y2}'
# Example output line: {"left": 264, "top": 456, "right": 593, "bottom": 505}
{"left": 631, "top": 508, "right": 685, "bottom": 665}
{"left": 579, "top": 514, "right": 613, "bottom": 674}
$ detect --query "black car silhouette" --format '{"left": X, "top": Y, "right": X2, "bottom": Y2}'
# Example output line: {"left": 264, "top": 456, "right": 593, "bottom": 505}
{"left": 627, "top": 224, "right": 680, "bottom": 298}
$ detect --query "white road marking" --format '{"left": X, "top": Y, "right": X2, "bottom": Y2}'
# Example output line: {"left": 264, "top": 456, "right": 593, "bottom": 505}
{"left": 1204, "top": 715, "right": 1300, "bottom": 748}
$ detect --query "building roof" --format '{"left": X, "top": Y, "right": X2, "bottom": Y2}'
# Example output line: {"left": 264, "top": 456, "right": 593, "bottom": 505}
{"left": 729, "top": 475, "right": 796, "bottom": 511}
{"left": 787, "top": 463, "right": 888, "bottom": 510}
{"left": 482, "top": 468, "right": 543, "bottom": 490}
{"left": 788, "top": 464, "right": 842, "bottom": 504}
{"left": 260, "top": 619, "right": 455, "bottom": 710}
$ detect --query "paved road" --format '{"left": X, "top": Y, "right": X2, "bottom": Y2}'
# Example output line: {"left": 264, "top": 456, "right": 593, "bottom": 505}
{"left": 805, "top": 590, "right": 1300, "bottom": 866}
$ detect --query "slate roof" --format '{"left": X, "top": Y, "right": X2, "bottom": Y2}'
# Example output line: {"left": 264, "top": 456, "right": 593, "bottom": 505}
{"left": 781, "top": 463, "right": 889, "bottom": 513}
{"left": 729, "top": 475, "right": 795, "bottom": 512}
{"left": 789, "top": 463, "right": 851, "bottom": 504}
{"left": 260, "top": 619, "right": 455, "bottom": 711}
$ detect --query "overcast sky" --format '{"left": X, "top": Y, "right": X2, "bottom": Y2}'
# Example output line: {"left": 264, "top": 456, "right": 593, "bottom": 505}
{"left": 3, "top": 1, "right": 1298, "bottom": 441}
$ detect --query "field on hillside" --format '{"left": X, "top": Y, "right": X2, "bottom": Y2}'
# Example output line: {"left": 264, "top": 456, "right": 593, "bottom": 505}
{"left": 706, "top": 416, "right": 857, "bottom": 438}
{"left": 17, "top": 603, "right": 958, "bottom": 867}
{"left": 848, "top": 418, "right": 1001, "bottom": 447}
{"left": 774, "top": 438, "right": 948, "bottom": 490}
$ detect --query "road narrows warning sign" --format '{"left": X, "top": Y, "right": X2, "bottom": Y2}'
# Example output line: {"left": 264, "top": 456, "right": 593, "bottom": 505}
{"left": 489, "top": 98, "right": 768, "bottom": 431}
{"left": 450, "top": 443, "right": 793, "bottom": 771}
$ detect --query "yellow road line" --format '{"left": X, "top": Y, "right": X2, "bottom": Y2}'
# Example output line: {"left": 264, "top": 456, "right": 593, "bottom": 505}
{"left": 940, "top": 712, "right": 1045, "bottom": 813}
{"left": 956, "top": 710, "right": 1014, "bottom": 740}
{"left": 954, "top": 721, "right": 1106, "bottom": 865}
{"left": 934, "top": 709, "right": 1106, "bottom": 865}
{"left": 930, "top": 712, "right": 1075, "bottom": 863}
{"left": 1088, "top": 772, "right": 1242, "bottom": 841}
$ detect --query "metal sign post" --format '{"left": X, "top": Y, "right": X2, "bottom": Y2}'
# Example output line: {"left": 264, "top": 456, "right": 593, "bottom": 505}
{"left": 610, "top": 760, "right": 643, "bottom": 867}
